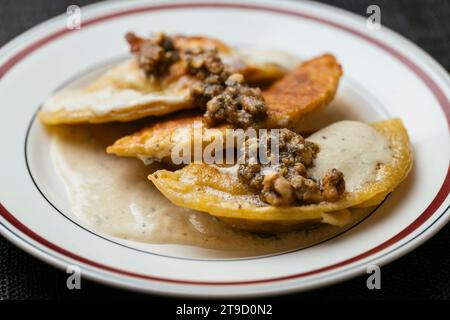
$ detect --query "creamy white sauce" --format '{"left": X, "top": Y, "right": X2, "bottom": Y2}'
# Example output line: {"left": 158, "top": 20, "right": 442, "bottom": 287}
{"left": 307, "top": 121, "right": 393, "bottom": 192}
{"left": 43, "top": 87, "right": 190, "bottom": 115}
{"left": 50, "top": 124, "right": 370, "bottom": 255}
{"left": 212, "top": 164, "right": 239, "bottom": 178}
{"left": 236, "top": 48, "right": 300, "bottom": 70}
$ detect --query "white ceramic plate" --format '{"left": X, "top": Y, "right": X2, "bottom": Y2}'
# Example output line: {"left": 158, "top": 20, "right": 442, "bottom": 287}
{"left": 0, "top": 0, "right": 449, "bottom": 297}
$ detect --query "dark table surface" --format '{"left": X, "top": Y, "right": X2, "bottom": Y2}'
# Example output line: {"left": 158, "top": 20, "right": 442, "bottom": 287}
{"left": 0, "top": 0, "right": 449, "bottom": 300}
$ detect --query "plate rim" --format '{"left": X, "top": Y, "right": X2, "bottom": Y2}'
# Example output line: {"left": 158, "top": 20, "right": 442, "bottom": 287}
{"left": 0, "top": 0, "right": 449, "bottom": 297}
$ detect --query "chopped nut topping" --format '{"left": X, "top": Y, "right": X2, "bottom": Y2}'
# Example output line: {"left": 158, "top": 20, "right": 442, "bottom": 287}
{"left": 238, "top": 129, "right": 345, "bottom": 206}
{"left": 185, "top": 48, "right": 266, "bottom": 128}
{"left": 205, "top": 74, "right": 267, "bottom": 128}
{"left": 184, "top": 47, "right": 228, "bottom": 80}
{"left": 184, "top": 47, "right": 229, "bottom": 107}
{"left": 126, "top": 33, "right": 267, "bottom": 128}
{"left": 321, "top": 168, "right": 346, "bottom": 202}
{"left": 183, "top": 48, "right": 267, "bottom": 128}
{"left": 126, "top": 32, "right": 179, "bottom": 76}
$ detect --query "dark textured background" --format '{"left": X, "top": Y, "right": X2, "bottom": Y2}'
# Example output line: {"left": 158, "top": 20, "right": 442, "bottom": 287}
{"left": 0, "top": 0, "right": 449, "bottom": 300}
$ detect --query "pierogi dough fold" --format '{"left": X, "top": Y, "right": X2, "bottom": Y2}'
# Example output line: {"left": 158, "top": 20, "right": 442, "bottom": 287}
{"left": 39, "top": 35, "right": 299, "bottom": 125}
{"left": 149, "top": 119, "right": 412, "bottom": 233}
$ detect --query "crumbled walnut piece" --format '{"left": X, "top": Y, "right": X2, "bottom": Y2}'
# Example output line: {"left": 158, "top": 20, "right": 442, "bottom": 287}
{"left": 261, "top": 173, "right": 294, "bottom": 206}
{"left": 290, "top": 175, "right": 323, "bottom": 203}
{"left": 237, "top": 160, "right": 263, "bottom": 190}
{"left": 321, "top": 168, "right": 345, "bottom": 202}
{"left": 184, "top": 47, "right": 228, "bottom": 80}
{"left": 126, "top": 32, "right": 179, "bottom": 76}
{"left": 237, "top": 129, "right": 345, "bottom": 206}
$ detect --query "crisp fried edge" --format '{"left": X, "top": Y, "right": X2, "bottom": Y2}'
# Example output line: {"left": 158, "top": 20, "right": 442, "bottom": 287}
{"left": 262, "top": 53, "right": 343, "bottom": 129}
